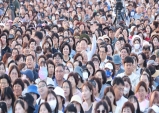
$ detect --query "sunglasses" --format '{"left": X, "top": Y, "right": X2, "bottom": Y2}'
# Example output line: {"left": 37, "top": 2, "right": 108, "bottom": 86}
{"left": 97, "top": 110, "right": 106, "bottom": 113}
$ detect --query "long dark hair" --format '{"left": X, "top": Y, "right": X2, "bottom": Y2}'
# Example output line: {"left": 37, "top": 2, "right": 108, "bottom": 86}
{"left": 62, "top": 80, "right": 73, "bottom": 101}
{"left": 95, "top": 100, "right": 108, "bottom": 113}
{"left": 45, "top": 90, "right": 59, "bottom": 113}
{"left": 1, "top": 87, "right": 16, "bottom": 108}
{"left": 128, "top": 95, "right": 141, "bottom": 113}
{"left": 38, "top": 102, "right": 52, "bottom": 113}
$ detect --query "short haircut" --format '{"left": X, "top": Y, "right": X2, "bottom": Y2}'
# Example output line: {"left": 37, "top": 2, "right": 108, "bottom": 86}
{"left": 13, "top": 78, "right": 25, "bottom": 90}
{"left": 113, "top": 77, "right": 124, "bottom": 86}
{"left": 124, "top": 56, "right": 134, "bottom": 64}
{"left": 56, "top": 63, "right": 65, "bottom": 70}
{"left": 35, "top": 31, "right": 43, "bottom": 40}
{"left": 26, "top": 54, "right": 35, "bottom": 60}
{"left": 99, "top": 45, "right": 108, "bottom": 52}
{"left": 53, "top": 52, "right": 63, "bottom": 59}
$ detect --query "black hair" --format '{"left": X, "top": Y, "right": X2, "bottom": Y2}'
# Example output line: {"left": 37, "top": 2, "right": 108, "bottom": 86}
{"left": 60, "top": 42, "right": 71, "bottom": 55}
{"left": 86, "top": 61, "right": 95, "bottom": 77}
{"left": 95, "top": 100, "right": 108, "bottom": 113}
{"left": 35, "top": 31, "right": 43, "bottom": 40}
{"left": 38, "top": 102, "right": 52, "bottom": 113}
{"left": 64, "top": 103, "right": 77, "bottom": 113}
{"left": 113, "top": 77, "right": 125, "bottom": 86}
{"left": 53, "top": 52, "right": 63, "bottom": 60}
{"left": 99, "top": 45, "right": 108, "bottom": 52}
{"left": 128, "top": 95, "right": 140, "bottom": 113}
{"left": 0, "top": 101, "right": 7, "bottom": 113}
{"left": 1, "top": 86, "right": 16, "bottom": 108}
{"left": 26, "top": 54, "right": 35, "bottom": 61}
{"left": 0, "top": 74, "right": 12, "bottom": 87}
{"left": 13, "top": 78, "right": 25, "bottom": 90}
{"left": 138, "top": 53, "right": 147, "bottom": 68}
{"left": 95, "top": 69, "right": 107, "bottom": 84}
{"left": 124, "top": 56, "right": 134, "bottom": 64}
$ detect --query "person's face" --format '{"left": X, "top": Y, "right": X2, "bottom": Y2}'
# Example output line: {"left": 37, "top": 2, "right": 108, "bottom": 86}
{"left": 113, "top": 84, "right": 124, "bottom": 100}
{"left": 93, "top": 61, "right": 100, "bottom": 71}
{"left": 38, "top": 82, "right": 48, "bottom": 96}
{"left": 81, "top": 52, "right": 88, "bottom": 64}
{"left": 153, "top": 38, "right": 159, "bottom": 46}
{"left": 68, "top": 76, "right": 76, "bottom": 88}
{"left": 15, "top": 103, "right": 26, "bottom": 113}
{"left": 0, "top": 78, "right": 9, "bottom": 90}
{"left": 1, "top": 35, "right": 7, "bottom": 45}
{"left": 95, "top": 71, "right": 103, "bottom": 84}
{"left": 30, "top": 42, "right": 36, "bottom": 51}
{"left": 140, "top": 75, "right": 149, "bottom": 88}
{"left": 17, "top": 57, "right": 24, "bottom": 65}
{"left": 17, "top": 38, "right": 22, "bottom": 45}
{"left": 55, "top": 66, "right": 64, "bottom": 81}
{"left": 86, "top": 64, "right": 93, "bottom": 76}
{"left": 138, "top": 55, "right": 144, "bottom": 65}
{"left": 0, "top": 64, "right": 5, "bottom": 76}
{"left": 53, "top": 37, "right": 58, "bottom": 44}
{"left": 106, "top": 92, "right": 115, "bottom": 104}
{"left": 4, "top": 96, "right": 12, "bottom": 108}
{"left": 63, "top": 45, "right": 70, "bottom": 56}
{"left": 120, "top": 49, "right": 128, "bottom": 60}
{"left": 13, "top": 84, "right": 22, "bottom": 97}
{"left": 80, "top": 40, "right": 87, "bottom": 51}
{"left": 10, "top": 68, "right": 18, "bottom": 83}
{"left": 48, "top": 64, "right": 54, "bottom": 75}
{"left": 96, "top": 105, "right": 106, "bottom": 113}
{"left": 53, "top": 55, "right": 62, "bottom": 66}
{"left": 47, "top": 93, "right": 56, "bottom": 101}
{"left": 107, "top": 45, "right": 112, "bottom": 56}
{"left": 62, "top": 82, "right": 70, "bottom": 97}
{"left": 123, "top": 107, "right": 132, "bottom": 113}
{"left": 82, "top": 86, "right": 92, "bottom": 101}
{"left": 76, "top": 56, "right": 83, "bottom": 62}
{"left": 137, "top": 86, "right": 147, "bottom": 101}
{"left": 26, "top": 56, "right": 34, "bottom": 69}
{"left": 108, "top": 30, "right": 114, "bottom": 38}
{"left": 146, "top": 26, "right": 151, "bottom": 33}
{"left": 39, "top": 104, "right": 49, "bottom": 113}
{"left": 99, "top": 47, "right": 106, "bottom": 60}
{"left": 142, "top": 49, "right": 150, "bottom": 59}
{"left": 124, "top": 63, "right": 133, "bottom": 75}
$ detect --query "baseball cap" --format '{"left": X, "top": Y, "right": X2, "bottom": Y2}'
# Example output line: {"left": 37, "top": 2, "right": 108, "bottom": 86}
{"left": 105, "top": 63, "right": 113, "bottom": 70}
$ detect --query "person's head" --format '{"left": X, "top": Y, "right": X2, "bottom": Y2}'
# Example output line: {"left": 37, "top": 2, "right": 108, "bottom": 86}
{"left": 62, "top": 80, "right": 73, "bottom": 102}
{"left": 124, "top": 56, "right": 134, "bottom": 75}
{"left": 8, "top": 65, "right": 21, "bottom": 83}
{"left": 86, "top": 61, "right": 95, "bottom": 77}
{"left": 122, "top": 76, "right": 132, "bottom": 96}
{"left": 13, "top": 78, "right": 24, "bottom": 98}
{"left": 135, "top": 81, "right": 148, "bottom": 101}
{"left": 54, "top": 86, "right": 65, "bottom": 106}
{"left": 104, "top": 86, "right": 116, "bottom": 106}
{"left": 105, "top": 61, "right": 115, "bottom": 78}
{"left": 113, "top": 77, "right": 124, "bottom": 100}
{"left": 140, "top": 70, "right": 152, "bottom": 90}
{"left": 142, "top": 45, "right": 151, "bottom": 59}
{"left": 0, "top": 62, "right": 6, "bottom": 76}
{"left": 95, "top": 69, "right": 107, "bottom": 85}
{"left": 138, "top": 53, "right": 147, "bottom": 68}
{"left": 53, "top": 52, "right": 63, "bottom": 66}
{"left": 37, "top": 80, "right": 48, "bottom": 97}
{"left": 1, "top": 86, "right": 16, "bottom": 108}
{"left": 26, "top": 54, "right": 35, "bottom": 70}
{"left": 149, "top": 90, "right": 159, "bottom": 107}
{"left": 82, "top": 82, "right": 94, "bottom": 102}
{"left": 0, "top": 74, "right": 11, "bottom": 90}
{"left": 46, "top": 90, "right": 58, "bottom": 113}
{"left": 64, "top": 103, "right": 77, "bottom": 113}
{"left": 95, "top": 100, "right": 108, "bottom": 113}
{"left": 13, "top": 99, "right": 26, "bottom": 113}
{"left": 46, "top": 60, "right": 55, "bottom": 78}
{"left": 0, "top": 101, "right": 7, "bottom": 113}
{"left": 128, "top": 95, "right": 140, "bottom": 113}
{"left": 67, "top": 72, "right": 79, "bottom": 88}
{"left": 89, "top": 77, "right": 101, "bottom": 96}
{"left": 55, "top": 64, "right": 65, "bottom": 81}
{"left": 120, "top": 47, "right": 130, "bottom": 60}
{"left": 80, "top": 39, "right": 88, "bottom": 51}
{"left": 122, "top": 101, "right": 135, "bottom": 113}
{"left": 28, "top": 38, "right": 36, "bottom": 51}
{"left": 38, "top": 102, "right": 52, "bottom": 113}
{"left": 60, "top": 42, "right": 71, "bottom": 56}
{"left": 99, "top": 45, "right": 107, "bottom": 60}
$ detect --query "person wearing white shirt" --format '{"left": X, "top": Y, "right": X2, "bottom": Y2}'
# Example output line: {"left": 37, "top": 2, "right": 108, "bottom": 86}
{"left": 117, "top": 56, "right": 140, "bottom": 91}
{"left": 113, "top": 77, "right": 128, "bottom": 108}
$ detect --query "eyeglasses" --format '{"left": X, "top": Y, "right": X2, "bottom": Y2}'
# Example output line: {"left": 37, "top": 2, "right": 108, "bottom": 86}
{"left": 97, "top": 110, "right": 106, "bottom": 113}
{"left": 55, "top": 70, "right": 63, "bottom": 73}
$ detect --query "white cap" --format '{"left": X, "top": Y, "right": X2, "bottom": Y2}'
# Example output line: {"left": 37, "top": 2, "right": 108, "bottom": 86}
{"left": 71, "top": 95, "right": 82, "bottom": 105}
{"left": 54, "top": 87, "right": 65, "bottom": 99}
{"left": 105, "top": 63, "right": 113, "bottom": 70}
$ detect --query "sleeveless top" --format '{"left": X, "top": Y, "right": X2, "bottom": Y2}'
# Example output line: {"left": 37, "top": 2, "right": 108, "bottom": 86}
{"left": 85, "top": 105, "right": 93, "bottom": 113}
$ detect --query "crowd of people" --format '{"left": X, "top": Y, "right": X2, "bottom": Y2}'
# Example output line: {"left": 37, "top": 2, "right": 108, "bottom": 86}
{"left": 0, "top": 0, "right": 159, "bottom": 113}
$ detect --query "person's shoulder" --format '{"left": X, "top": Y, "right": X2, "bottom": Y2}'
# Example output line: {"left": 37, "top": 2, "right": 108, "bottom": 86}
{"left": 117, "top": 72, "right": 125, "bottom": 77}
